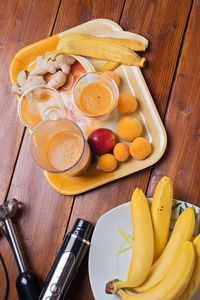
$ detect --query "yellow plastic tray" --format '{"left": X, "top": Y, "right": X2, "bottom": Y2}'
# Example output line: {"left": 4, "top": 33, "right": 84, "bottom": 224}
{"left": 10, "top": 19, "right": 167, "bottom": 195}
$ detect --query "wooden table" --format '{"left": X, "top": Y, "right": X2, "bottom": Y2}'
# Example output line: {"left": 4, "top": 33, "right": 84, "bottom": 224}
{"left": 0, "top": 0, "right": 199, "bottom": 299}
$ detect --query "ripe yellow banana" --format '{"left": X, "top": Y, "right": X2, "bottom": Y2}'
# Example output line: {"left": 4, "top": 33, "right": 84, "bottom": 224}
{"left": 57, "top": 33, "right": 147, "bottom": 51}
{"left": 176, "top": 234, "right": 200, "bottom": 300}
{"left": 98, "top": 61, "right": 120, "bottom": 72}
{"left": 135, "top": 207, "right": 195, "bottom": 292}
{"left": 56, "top": 35, "right": 145, "bottom": 67}
{"left": 106, "top": 189, "right": 153, "bottom": 293}
{"left": 151, "top": 176, "right": 173, "bottom": 262}
{"left": 117, "top": 241, "right": 195, "bottom": 300}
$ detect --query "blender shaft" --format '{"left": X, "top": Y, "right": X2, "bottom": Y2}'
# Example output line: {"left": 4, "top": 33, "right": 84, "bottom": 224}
{"left": 4, "top": 218, "right": 26, "bottom": 273}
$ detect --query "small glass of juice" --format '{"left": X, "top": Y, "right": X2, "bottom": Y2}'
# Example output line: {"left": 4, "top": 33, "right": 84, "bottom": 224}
{"left": 18, "top": 86, "right": 65, "bottom": 130}
{"left": 30, "top": 118, "right": 91, "bottom": 175}
{"left": 72, "top": 72, "right": 119, "bottom": 119}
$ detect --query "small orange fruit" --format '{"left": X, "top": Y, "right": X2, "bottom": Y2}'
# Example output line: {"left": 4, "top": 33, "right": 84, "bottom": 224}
{"left": 129, "top": 137, "right": 152, "bottom": 160}
{"left": 98, "top": 153, "right": 117, "bottom": 172}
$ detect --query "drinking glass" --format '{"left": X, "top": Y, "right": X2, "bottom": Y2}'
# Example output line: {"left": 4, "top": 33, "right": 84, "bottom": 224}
{"left": 18, "top": 86, "right": 65, "bottom": 130}
{"left": 72, "top": 72, "right": 119, "bottom": 119}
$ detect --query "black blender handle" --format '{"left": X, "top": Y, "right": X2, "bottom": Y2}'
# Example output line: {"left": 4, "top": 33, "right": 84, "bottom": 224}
{"left": 16, "top": 271, "right": 42, "bottom": 300}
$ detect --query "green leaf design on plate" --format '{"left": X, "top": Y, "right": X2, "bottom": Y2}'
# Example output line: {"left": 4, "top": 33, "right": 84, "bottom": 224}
{"left": 118, "top": 227, "right": 133, "bottom": 246}
{"left": 114, "top": 246, "right": 132, "bottom": 256}
{"left": 172, "top": 202, "right": 182, "bottom": 210}
{"left": 179, "top": 206, "right": 184, "bottom": 215}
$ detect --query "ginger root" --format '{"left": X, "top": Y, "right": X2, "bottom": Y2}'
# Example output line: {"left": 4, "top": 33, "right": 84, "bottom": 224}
{"left": 12, "top": 53, "right": 75, "bottom": 95}
{"left": 46, "top": 70, "right": 67, "bottom": 90}
{"left": 11, "top": 70, "right": 47, "bottom": 95}
{"left": 31, "top": 53, "right": 75, "bottom": 76}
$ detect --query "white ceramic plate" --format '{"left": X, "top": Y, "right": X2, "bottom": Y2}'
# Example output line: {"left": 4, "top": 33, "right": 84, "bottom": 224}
{"left": 88, "top": 199, "right": 200, "bottom": 300}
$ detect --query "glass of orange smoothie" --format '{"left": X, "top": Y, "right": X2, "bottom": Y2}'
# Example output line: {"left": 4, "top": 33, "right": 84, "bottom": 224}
{"left": 72, "top": 72, "right": 119, "bottom": 119}
{"left": 30, "top": 118, "right": 91, "bottom": 175}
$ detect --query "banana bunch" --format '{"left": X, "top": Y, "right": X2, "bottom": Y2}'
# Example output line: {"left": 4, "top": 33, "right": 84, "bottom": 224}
{"left": 55, "top": 33, "right": 147, "bottom": 69}
{"left": 106, "top": 176, "right": 200, "bottom": 300}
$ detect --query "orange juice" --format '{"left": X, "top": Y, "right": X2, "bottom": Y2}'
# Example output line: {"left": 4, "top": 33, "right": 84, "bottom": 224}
{"left": 47, "top": 132, "right": 83, "bottom": 170}
{"left": 30, "top": 119, "right": 91, "bottom": 175}
{"left": 78, "top": 82, "right": 113, "bottom": 116}
{"left": 18, "top": 86, "right": 64, "bottom": 129}
{"left": 73, "top": 72, "right": 119, "bottom": 118}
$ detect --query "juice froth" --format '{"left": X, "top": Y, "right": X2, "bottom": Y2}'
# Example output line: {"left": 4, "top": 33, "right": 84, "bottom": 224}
{"left": 47, "top": 132, "right": 83, "bottom": 171}
{"left": 78, "top": 82, "right": 114, "bottom": 116}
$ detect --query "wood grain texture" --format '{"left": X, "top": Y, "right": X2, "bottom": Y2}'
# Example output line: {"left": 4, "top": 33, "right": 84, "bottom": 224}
{"left": 147, "top": 0, "right": 200, "bottom": 206}
{"left": 0, "top": 0, "right": 60, "bottom": 200}
{"left": 120, "top": 0, "right": 193, "bottom": 118}
{"left": 53, "top": 0, "right": 126, "bottom": 34}
{"left": 0, "top": 0, "right": 62, "bottom": 298}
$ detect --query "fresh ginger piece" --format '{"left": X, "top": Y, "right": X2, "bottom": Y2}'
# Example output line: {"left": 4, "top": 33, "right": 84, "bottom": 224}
{"left": 11, "top": 70, "right": 47, "bottom": 95}
{"left": 113, "top": 143, "right": 129, "bottom": 162}
{"left": 129, "top": 137, "right": 152, "bottom": 160}
{"left": 31, "top": 53, "right": 75, "bottom": 76}
{"left": 98, "top": 154, "right": 117, "bottom": 172}
{"left": 118, "top": 93, "right": 137, "bottom": 114}
{"left": 47, "top": 71, "right": 66, "bottom": 90}
{"left": 104, "top": 71, "right": 120, "bottom": 86}
{"left": 117, "top": 116, "right": 142, "bottom": 141}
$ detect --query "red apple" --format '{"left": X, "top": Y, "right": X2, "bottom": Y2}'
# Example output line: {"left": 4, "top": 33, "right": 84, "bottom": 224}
{"left": 88, "top": 128, "right": 116, "bottom": 155}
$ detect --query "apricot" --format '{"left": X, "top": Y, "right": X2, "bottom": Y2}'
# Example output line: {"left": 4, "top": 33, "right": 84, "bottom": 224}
{"left": 98, "top": 153, "right": 117, "bottom": 172}
{"left": 117, "top": 93, "right": 137, "bottom": 114}
{"left": 105, "top": 71, "right": 120, "bottom": 86}
{"left": 113, "top": 143, "right": 129, "bottom": 162}
{"left": 117, "top": 116, "right": 142, "bottom": 141}
{"left": 129, "top": 137, "right": 152, "bottom": 160}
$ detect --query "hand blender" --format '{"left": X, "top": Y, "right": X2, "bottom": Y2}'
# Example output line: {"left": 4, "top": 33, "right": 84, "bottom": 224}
{"left": 0, "top": 199, "right": 41, "bottom": 300}
{"left": 39, "top": 218, "right": 94, "bottom": 300}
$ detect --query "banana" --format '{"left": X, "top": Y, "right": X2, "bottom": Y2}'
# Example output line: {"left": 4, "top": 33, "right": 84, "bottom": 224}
{"left": 176, "top": 234, "right": 200, "bottom": 300}
{"left": 151, "top": 176, "right": 173, "bottom": 262}
{"left": 106, "top": 189, "right": 154, "bottom": 293}
{"left": 57, "top": 33, "right": 147, "bottom": 51}
{"left": 55, "top": 36, "right": 145, "bottom": 67}
{"left": 116, "top": 241, "right": 195, "bottom": 300}
{"left": 98, "top": 61, "right": 120, "bottom": 72}
{"left": 135, "top": 207, "right": 195, "bottom": 292}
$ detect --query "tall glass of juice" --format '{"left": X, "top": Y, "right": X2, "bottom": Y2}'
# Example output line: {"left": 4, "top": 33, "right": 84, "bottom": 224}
{"left": 30, "top": 118, "right": 91, "bottom": 176}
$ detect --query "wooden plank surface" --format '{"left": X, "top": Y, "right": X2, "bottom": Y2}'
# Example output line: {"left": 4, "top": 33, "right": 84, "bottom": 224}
{"left": 0, "top": 0, "right": 61, "bottom": 201}
{"left": 0, "top": 0, "right": 63, "bottom": 298}
{"left": 147, "top": 0, "right": 200, "bottom": 206}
